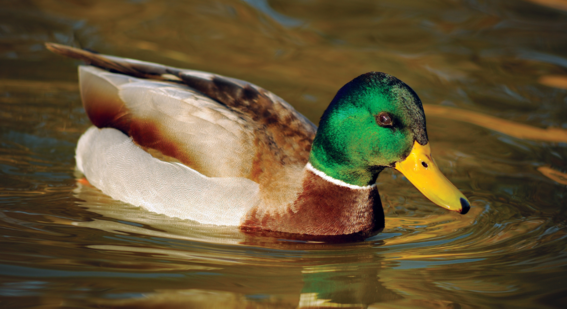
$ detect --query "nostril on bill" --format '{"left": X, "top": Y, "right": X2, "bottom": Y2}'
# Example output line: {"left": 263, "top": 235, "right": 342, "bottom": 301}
{"left": 460, "top": 198, "right": 470, "bottom": 215}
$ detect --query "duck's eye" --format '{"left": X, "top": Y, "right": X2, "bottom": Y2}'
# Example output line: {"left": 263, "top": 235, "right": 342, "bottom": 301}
{"left": 376, "top": 112, "right": 393, "bottom": 127}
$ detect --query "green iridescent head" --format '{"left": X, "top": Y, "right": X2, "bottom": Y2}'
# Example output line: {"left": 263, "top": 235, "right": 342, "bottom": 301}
{"left": 310, "top": 72, "right": 428, "bottom": 186}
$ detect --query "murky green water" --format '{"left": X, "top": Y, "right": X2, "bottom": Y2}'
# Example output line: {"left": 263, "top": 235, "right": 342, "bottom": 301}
{"left": 1, "top": 0, "right": 567, "bottom": 308}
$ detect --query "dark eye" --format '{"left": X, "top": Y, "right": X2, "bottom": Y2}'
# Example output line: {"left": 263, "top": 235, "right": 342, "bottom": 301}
{"left": 375, "top": 112, "right": 393, "bottom": 127}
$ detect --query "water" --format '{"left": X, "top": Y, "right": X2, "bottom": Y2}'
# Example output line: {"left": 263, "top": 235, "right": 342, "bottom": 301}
{"left": 1, "top": 0, "right": 567, "bottom": 307}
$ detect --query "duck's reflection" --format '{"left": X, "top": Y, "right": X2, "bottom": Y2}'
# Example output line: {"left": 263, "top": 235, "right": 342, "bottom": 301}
{"left": 70, "top": 181, "right": 406, "bottom": 308}
{"left": 298, "top": 263, "right": 402, "bottom": 308}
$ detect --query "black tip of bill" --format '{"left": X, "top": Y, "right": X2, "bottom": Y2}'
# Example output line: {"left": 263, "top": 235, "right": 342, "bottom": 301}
{"left": 460, "top": 198, "right": 470, "bottom": 215}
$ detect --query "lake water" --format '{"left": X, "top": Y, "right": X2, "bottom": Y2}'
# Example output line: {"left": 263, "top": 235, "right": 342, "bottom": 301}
{"left": 1, "top": 0, "right": 567, "bottom": 308}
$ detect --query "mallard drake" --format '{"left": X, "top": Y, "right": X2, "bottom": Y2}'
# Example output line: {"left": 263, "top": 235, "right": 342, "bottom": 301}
{"left": 46, "top": 43, "right": 470, "bottom": 239}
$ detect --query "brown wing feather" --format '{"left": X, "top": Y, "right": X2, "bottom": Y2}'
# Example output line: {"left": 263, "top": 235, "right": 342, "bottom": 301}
{"left": 78, "top": 65, "right": 131, "bottom": 133}
{"left": 47, "top": 43, "right": 316, "bottom": 193}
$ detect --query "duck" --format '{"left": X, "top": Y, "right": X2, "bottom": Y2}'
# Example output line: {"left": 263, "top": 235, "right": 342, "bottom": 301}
{"left": 46, "top": 42, "right": 470, "bottom": 240}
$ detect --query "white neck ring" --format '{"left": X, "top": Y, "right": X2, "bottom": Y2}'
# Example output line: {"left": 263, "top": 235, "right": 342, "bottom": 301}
{"left": 306, "top": 162, "right": 377, "bottom": 190}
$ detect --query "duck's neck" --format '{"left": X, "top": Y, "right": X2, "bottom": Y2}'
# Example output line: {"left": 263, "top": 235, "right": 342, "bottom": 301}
{"left": 241, "top": 163, "right": 384, "bottom": 237}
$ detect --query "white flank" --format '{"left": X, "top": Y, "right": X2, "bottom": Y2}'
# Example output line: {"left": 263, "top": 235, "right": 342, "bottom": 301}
{"left": 76, "top": 127, "right": 260, "bottom": 226}
{"left": 305, "top": 162, "right": 376, "bottom": 190}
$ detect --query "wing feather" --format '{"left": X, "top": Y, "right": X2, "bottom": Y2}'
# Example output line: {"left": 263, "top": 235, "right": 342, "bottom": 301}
{"left": 48, "top": 43, "right": 316, "bottom": 193}
{"left": 80, "top": 66, "right": 254, "bottom": 177}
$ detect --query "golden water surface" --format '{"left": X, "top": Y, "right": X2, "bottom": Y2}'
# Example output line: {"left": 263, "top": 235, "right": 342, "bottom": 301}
{"left": 1, "top": 0, "right": 567, "bottom": 308}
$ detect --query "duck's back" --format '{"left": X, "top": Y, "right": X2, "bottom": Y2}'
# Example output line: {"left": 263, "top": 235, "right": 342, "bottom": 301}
{"left": 70, "top": 49, "right": 318, "bottom": 180}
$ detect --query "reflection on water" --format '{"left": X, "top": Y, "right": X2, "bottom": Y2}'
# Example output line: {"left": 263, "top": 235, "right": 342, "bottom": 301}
{"left": 424, "top": 105, "right": 567, "bottom": 143}
{"left": 1, "top": 0, "right": 567, "bottom": 308}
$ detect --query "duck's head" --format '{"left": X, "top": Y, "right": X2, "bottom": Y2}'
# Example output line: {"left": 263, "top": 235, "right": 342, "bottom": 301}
{"left": 310, "top": 72, "right": 470, "bottom": 214}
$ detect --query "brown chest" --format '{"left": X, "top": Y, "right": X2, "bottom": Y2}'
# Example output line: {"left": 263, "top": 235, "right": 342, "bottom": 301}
{"left": 241, "top": 168, "right": 384, "bottom": 238}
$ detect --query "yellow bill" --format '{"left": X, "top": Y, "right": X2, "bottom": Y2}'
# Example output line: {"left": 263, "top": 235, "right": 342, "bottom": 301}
{"left": 394, "top": 141, "right": 470, "bottom": 214}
